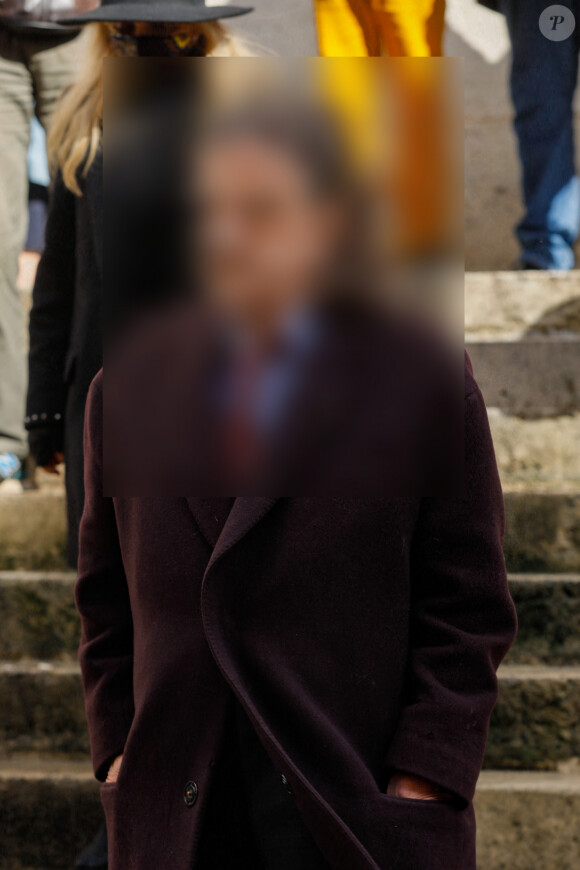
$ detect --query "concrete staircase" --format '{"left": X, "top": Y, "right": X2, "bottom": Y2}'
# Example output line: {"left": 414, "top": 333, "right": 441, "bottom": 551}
{"left": 1, "top": 270, "right": 580, "bottom": 868}
{"left": 467, "top": 271, "right": 580, "bottom": 870}
{"left": 0, "top": 567, "right": 99, "bottom": 870}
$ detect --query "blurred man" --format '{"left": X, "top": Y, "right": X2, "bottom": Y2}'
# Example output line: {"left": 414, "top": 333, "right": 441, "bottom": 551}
{"left": 78, "top": 91, "right": 516, "bottom": 870}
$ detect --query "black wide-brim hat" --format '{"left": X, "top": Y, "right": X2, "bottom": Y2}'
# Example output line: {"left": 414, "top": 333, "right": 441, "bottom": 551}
{"left": 60, "top": 0, "right": 253, "bottom": 25}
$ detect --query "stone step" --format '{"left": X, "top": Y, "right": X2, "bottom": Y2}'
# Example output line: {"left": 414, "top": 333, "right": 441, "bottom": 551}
{"left": 2, "top": 571, "right": 579, "bottom": 665}
{"left": 1, "top": 760, "right": 579, "bottom": 870}
{"left": 503, "top": 490, "right": 580, "bottom": 573}
{"left": 0, "top": 757, "right": 100, "bottom": 870}
{"left": 475, "top": 770, "right": 580, "bottom": 870}
{"left": 465, "top": 271, "right": 580, "bottom": 421}
{"left": 465, "top": 271, "right": 580, "bottom": 341}
{"left": 21, "top": 272, "right": 580, "bottom": 341}
{"left": 508, "top": 574, "right": 580, "bottom": 666}
{"left": 0, "top": 662, "right": 88, "bottom": 757}
{"left": 467, "top": 337, "right": 580, "bottom": 418}
{"left": 485, "top": 666, "right": 580, "bottom": 771}
{"left": 9, "top": 416, "right": 580, "bottom": 494}
{"left": 1, "top": 659, "right": 579, "bottom": 770}
{"left": 489, "top": 411, "right": 580, "bottom": 491}
{"left": 0, "top": 572, "right": 78, "bottom": 662}
{"left": 2, "top": 489, "right": 580, "bottom": 572}
{"left": 17, "top": 415, "right": 580, "bottom": 498}
{"left": 0, "top": 491, "right": 67, "bottom": 571}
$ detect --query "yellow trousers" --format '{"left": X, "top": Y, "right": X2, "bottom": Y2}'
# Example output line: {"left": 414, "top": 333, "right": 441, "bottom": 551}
{"left": 313, "top": 2, "right": 453, "bottom": 257}
{"left": 314, "top": 0, "right": 446, "bottom": 58}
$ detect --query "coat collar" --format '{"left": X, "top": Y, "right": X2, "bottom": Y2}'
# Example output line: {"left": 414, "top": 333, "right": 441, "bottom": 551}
{"left": 187, "top": 498, "right": 235, "bottom": 548}
{"left": 187, "top": 497, "right": 279, "bottom": 568}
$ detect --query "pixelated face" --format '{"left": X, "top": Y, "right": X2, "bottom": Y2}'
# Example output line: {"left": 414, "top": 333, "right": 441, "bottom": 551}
{"left": 193, "top": 136, "right": 344, "bottom": 329}
{"left": 105, "top": 22, "right": 210, "bottom": 57}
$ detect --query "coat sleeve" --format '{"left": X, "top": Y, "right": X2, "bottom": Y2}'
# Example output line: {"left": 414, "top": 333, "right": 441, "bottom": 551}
{"left": 75, "top": 370, "right": 135, "bottom": 782}
{"left": 383, "top": 377, "right": 517, "bottom": 805}
{"left": 26, "top": 171, "right": 76, "bottom": 461}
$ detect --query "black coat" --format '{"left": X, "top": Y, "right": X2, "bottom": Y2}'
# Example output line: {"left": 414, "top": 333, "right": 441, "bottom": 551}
{"left": 26, "top": 96, "right": 188, "bottom": 565}
{"left": 77, "top": 308, "right": 518, "bottom": 870}
{"left": 26, "top": 155, "right": 104, "bottom": 566}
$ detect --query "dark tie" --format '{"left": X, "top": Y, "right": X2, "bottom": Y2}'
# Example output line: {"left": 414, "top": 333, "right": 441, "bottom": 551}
{"left": 221, "top": 348, "right": 264, "bottom": 489}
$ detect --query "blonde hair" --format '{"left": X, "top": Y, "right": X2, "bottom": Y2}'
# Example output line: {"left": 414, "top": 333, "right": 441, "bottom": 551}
{"left": 48, "top": 21, "right": 251, "bottom": 195}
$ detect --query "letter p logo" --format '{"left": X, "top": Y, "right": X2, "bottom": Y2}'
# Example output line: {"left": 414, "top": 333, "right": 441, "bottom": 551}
{"left": 539, "top": 5, "right": 576, "bottom": 40}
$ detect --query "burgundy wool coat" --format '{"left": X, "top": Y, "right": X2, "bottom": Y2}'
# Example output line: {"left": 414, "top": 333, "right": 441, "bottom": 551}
{"left": 76, "top": 319, "right": 517, "bottom": 870}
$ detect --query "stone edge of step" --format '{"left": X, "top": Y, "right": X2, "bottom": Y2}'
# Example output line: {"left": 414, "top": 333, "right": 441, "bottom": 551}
{"left": 0, "top": 757, "right": 94, "bottom": 782}
{"left": 2, "top": 758, "right": 580, "bottom": 795}
{"left": 476, "top": 769, "right": 580, "bottom": 794}
{"left": 0, "top": 660, "right": 80, "bottom": 675}
{"left": 2, "top": 570, "right": 579, "bottom": 585}
{"left": 465, "top": 270, "right": 580, "bottom": 342}
{"left": 1, "top": 658, "right": 579, "bottom": 683}
{"left": 3, "top": 488, "right": 580, "bottom": 513}
{"left": 0, "top": 571, "right": 76, "bottom": 584}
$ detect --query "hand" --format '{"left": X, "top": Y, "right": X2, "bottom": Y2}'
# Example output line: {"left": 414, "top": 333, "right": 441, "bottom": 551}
{"left": 40, "top": 452, "right": 64, "bottom": 475}
{"left": 387, "top": 771, "right": 453, "bottom": 802}
{"left": 105, "top": 754, "right": 124, "bottom": 784}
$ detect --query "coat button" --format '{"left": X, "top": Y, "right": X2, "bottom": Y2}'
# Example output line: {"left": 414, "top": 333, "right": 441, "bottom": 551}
{"left": 184, "top": 781, "right": 198, "bottom": 807}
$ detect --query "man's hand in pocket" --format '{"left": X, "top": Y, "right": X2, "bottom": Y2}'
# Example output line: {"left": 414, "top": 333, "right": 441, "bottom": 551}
{"left": 387, "top": 771, "right": 454, "bottom": 802}
{"left": 105, "top": 754, "right": 124, "bottom": 784}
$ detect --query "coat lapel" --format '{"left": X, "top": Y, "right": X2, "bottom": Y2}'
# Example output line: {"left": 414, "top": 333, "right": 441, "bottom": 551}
{"left": 186, "top": 497, "right": 278, "bottom": 567}
{"left": 186, "top": 498, "right": 236, "bottom": 549}
{"left": 206, "top": 497, "right": 279, "bottom": 571}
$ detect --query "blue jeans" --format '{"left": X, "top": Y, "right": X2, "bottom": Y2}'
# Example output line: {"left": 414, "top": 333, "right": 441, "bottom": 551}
{"left": 500, "top": 0, "right": 580, "bottom": 268}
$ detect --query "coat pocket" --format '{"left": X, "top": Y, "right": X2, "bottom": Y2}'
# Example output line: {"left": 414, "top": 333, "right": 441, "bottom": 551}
{"left": 363, "top": 793, "right": 474, "bottom": 870}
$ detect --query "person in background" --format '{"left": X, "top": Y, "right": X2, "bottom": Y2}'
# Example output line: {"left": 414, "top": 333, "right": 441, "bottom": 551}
{"left": 26, "top": 0, "right": 253, "bottom": 571}
{"left": 479, "top": 0, "right": 580, "bottom": 269}
{"left": 25, "top": 117, "right": 51, "bottom": 257}
{"left": 0, "top": 0, "right": 89, "bottom": 484}
{"left": 25, "top": 5, "right": 253, "bottom": 865}
{"left": 12, "top": 117, "right": 51, "bottom": 335}
{"left": 314, "top": 0, "right": 446, "bottom": 57}
{"left": 312, "top": 3, "right": 454, "bottom": 268}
